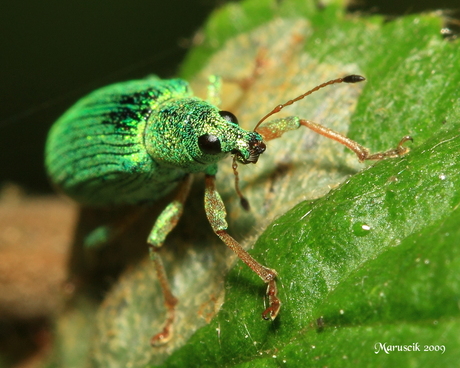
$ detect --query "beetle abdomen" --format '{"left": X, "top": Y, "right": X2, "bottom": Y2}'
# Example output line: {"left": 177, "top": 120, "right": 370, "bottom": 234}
{"left": 45, "top": 78, "right": 192, "bottom": 206}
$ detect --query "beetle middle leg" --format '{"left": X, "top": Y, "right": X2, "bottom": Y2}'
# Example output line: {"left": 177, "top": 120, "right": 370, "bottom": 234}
{"left": 204, "top": 174, "right": 281, "bottom": 320}
{"left": 147, "top": 174, "right": 193, "bottom": 346}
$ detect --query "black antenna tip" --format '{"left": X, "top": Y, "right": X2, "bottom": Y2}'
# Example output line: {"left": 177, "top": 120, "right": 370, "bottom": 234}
{"left": 343, "top": 75, "right": 366, "bottom": 83}
{"left": 240, "top": 197, "right": 250, "bottom": 211}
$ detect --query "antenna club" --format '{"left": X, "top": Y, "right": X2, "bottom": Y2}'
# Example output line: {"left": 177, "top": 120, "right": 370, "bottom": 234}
{"left": 343, "top": 75, "right": 366, "bottom": 83}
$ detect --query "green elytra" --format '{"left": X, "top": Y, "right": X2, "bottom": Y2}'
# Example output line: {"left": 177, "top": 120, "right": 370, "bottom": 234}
{"left": 46, "top": 77, "right": 254, "bottom": 205}
{"left": 45, "top": 75, "right": 411, "bottom": 346}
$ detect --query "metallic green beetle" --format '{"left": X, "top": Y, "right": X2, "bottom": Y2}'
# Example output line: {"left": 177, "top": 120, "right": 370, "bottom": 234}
{"left": 45, "top": 75, "right": 411, "bottom": 345}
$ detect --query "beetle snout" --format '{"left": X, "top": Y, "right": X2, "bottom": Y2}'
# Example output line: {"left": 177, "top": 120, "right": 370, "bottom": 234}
{"left": 247, "top": 140, "right": 266, "bottom": 163}
{"left": 233, "top": 139, "right": 266, "bottom": 164}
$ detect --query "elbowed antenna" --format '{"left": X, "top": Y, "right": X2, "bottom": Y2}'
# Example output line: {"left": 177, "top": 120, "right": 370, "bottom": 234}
{"left": 253, "top": 75, "right": 366, "bottom": 132}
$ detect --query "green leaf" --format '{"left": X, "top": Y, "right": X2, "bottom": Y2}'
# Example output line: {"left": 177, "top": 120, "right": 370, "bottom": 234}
{"left": 159, "top": 124, "right": 460, "bottom": 368}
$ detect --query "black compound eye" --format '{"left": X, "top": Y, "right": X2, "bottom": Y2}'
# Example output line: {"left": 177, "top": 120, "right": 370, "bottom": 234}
{"left": 219, "top": 110, "right": 239, "bottom": 125}
{"left": 198, "top": 134, "right": 222, "bottom": 154}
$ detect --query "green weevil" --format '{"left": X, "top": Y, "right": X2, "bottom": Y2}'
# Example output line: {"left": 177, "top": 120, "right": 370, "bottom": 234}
{"left": 45, "top": 74, "right": 411, "bottom": 345}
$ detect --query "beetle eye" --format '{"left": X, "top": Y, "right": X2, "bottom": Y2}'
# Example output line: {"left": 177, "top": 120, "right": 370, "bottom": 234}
{"left": 219, "top": 110, "right": 239, "bottom": 125}
{"left": 198, "top": 134, "right": 222, "bottom": 154}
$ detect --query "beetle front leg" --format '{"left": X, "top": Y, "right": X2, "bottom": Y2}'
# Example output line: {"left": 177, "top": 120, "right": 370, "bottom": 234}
{"left": 147, "top": 174, "right": 193, "bottom": 346}
{"left": 204, "top": 174, "right": 281, "bottom": 320}
{"left": 297, "top": 119, "right": 412, "bottom": 161}
{"left": 256, "top": 116, "right": 412, "bottom": 162}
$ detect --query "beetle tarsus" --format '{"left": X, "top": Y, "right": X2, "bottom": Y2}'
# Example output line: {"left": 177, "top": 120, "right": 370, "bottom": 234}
{"left": 262, "top": 279, "right": 281, "bottom": 320}
{"left": 150, "top": 321, "right": 174, "bottom": 346}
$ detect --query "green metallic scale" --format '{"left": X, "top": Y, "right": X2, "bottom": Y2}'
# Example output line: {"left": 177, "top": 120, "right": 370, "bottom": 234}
{"left": 45, "top": 75, "right": 411, "bottom": 346}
